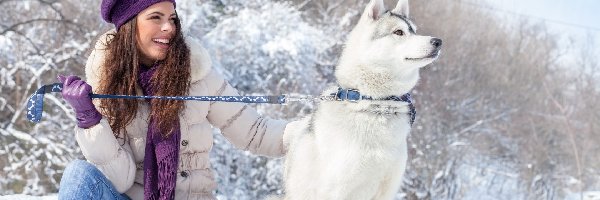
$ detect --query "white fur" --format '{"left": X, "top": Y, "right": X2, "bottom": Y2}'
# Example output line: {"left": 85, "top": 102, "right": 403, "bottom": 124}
{"left": 279, "top": 0, "right": 441, "bottom": 199}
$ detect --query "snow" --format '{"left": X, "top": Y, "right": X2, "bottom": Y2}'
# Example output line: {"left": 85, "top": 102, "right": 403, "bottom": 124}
{"left": 0, "top": 195, "right": 56, "bottom": 200}
{"left": 565, "top": 191, "right": 600, "bottom": 200}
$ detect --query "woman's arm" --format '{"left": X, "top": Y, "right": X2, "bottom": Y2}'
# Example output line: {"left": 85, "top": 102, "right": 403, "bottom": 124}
{"left": 204, "top": 70, "right": 288, "bottom": 157}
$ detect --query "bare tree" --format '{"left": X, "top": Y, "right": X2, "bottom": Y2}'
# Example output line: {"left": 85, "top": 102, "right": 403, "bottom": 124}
{"left": 0, "top": 0, "right": 104, "bottom": 194}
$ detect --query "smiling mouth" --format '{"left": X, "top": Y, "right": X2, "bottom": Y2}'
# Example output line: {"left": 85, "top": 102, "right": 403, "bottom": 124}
{"left": 153, "top": 39, "right": 171, "bottom": 48}
{"left": 405, "top": 50, "right": 440, "bottom": 61}
{"left": 153, "top": 38, "right": 170, "bottom": 44}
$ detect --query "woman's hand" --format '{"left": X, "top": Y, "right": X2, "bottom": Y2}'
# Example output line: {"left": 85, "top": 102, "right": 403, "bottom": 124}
{"left": 282, "top": 117, "right": 310, "bottom": 151}
{"left": 57, "top": 75, "right": 102, "bottom": 128}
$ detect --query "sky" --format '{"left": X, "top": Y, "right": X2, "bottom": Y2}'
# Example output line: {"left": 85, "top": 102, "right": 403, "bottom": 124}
{"left": 476, "top": 0, "right": 600, "bottom": 65}
{"left": 485, "top": 0, "right": 600, "bottom": 29}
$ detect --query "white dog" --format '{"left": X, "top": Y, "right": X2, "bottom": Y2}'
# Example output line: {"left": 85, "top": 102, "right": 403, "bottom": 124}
{"left": 279, "top": 0, "right": 441, "bottom": 199}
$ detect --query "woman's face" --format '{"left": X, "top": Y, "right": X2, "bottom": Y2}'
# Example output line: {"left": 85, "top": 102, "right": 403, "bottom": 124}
{"left": 135, "top": 2, "right": 177, "bottom": 66}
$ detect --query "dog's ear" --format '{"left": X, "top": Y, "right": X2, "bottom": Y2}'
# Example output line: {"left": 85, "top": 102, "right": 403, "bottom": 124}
{"left": 366, "top": 0, "right": 385, "bottom": 21}
{"left": 392, "top": 0, "right": 409, "bottom": 17}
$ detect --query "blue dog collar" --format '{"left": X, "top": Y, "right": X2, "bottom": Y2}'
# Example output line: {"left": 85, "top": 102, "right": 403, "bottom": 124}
{"left": 332, "top": 87, "right": 416, "bottom": 126}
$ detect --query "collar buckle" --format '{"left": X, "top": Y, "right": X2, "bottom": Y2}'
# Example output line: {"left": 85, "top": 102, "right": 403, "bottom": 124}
{"left": 336, "top": 88, "right": 361, "bottom": 103}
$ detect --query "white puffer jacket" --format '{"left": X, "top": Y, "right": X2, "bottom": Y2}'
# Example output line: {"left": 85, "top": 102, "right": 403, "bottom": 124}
{"left": 74, "top": 30, "right": 289, "bottom": 200}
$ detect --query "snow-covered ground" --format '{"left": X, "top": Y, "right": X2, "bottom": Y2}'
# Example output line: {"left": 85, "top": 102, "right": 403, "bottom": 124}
{"left": 4, "top": 192, "right": 600, "bottom": 200}
{"left": 565, "top": 191, "right": 600, "bottom": 200}
{"left": 0, "top": 195, "right": 56, "bottom": 200}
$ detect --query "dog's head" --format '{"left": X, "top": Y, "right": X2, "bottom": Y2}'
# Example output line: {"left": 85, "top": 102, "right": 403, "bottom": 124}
{"left": 336, "top": 0, "right": 442, "bottom": 97}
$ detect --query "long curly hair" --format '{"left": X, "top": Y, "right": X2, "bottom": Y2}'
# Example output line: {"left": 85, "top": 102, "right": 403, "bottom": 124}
{"left": 97, "top": 16, "right": 191, "bottom": 139}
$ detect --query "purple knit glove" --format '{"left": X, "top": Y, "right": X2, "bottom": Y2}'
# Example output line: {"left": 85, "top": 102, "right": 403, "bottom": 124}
{"left": 57, "top": 75, "right": 102, "bottom": 129}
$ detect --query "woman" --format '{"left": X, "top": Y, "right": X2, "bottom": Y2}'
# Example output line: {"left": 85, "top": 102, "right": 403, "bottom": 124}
{"left": 57, "top": 0, "right": 294, "bottom": 199}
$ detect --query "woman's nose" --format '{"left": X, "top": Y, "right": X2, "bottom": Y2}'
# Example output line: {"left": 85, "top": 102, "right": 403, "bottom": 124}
{"left": 161, "top": 22, "right": 174, "bottom": 32}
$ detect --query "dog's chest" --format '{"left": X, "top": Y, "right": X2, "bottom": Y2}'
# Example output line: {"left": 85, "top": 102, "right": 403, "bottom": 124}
{"left": 313, "top": 102, "right": 411, "bottom": 150}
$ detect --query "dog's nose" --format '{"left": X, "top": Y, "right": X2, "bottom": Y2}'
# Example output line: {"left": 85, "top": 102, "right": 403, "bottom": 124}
{"left": 431, "top": 38, "right": 442, "bottom": 48}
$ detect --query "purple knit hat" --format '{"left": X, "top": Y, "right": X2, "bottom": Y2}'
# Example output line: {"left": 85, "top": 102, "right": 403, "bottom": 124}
{"left": 101, "top": 0, "right": 176, "bottom": 30}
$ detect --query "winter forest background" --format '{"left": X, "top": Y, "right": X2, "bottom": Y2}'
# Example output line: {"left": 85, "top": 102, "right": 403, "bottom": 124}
{"left": 1, "top": 0, "right": 599, "bottom": 199}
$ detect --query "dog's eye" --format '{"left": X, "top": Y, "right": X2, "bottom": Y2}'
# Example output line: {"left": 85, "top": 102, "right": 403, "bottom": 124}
{"left": 393, "top": 30, "right": 404, "bottom": 36}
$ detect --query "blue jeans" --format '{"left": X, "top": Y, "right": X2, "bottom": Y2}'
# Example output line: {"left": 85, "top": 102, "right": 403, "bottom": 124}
{"left": 59, "top": 160, "right": 131, "bottom": 200}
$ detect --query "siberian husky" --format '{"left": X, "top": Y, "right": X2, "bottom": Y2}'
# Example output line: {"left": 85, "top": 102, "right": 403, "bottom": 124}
{"left": 278, "top": 0, "right": 442, "bottom": 199}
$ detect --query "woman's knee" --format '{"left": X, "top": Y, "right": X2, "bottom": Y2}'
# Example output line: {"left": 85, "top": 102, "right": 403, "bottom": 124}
{"left": 60, "top": 160, "right": 106, "bottom": 190}
{"left": 59, "top": 160, "right": 105, "bottom": 198}
{"left": 60, "top": 160, "right": 129, "bottom": 200}
{"left": 62, "top": 160, "right": 101, "bottom": 181}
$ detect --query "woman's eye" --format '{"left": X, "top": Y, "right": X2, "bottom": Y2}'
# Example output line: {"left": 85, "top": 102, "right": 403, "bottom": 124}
{"left": 393, "top": 30, "right": 404, "bottom": 36}
{"left": 150, "top": 16, "right": 161, "bottom": 20}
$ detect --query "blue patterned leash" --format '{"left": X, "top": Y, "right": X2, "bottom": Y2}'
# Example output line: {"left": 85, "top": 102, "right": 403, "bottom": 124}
{"left": 26, "top": 83, "right": 291, "bottom": 123}
{"left": 26, "top": 83, "right": 415, "bottom": 124}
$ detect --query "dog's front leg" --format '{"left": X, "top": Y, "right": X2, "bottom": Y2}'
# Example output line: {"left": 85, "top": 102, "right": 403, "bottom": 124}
{"left": 373, "top": 150, "right": 408, "bottom": 200}
{"left": 316, "top": 157, "right": 385, "bottom": 200}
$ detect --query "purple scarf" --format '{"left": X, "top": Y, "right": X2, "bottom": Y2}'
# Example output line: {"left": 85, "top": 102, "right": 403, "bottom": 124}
{"left": 138, "top": 64, "right": 180, "bottom": 200}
